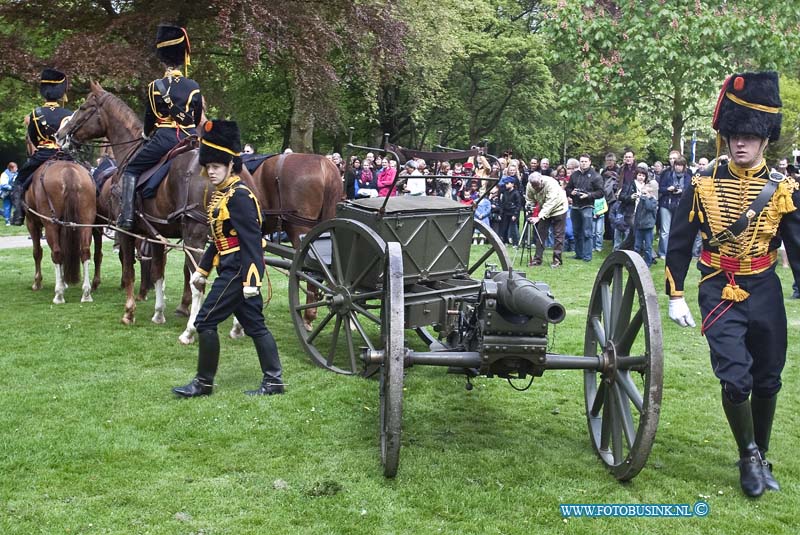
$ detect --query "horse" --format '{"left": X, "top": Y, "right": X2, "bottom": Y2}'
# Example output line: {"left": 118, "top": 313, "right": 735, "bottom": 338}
{"left": 58, "top": 81, "right": 211, "bottom": 343}
{"left": 250, "top": 153, "right": 343, "bottom": 331}
{"left": 25, "top": 160, "right": 97, "bottom": 304}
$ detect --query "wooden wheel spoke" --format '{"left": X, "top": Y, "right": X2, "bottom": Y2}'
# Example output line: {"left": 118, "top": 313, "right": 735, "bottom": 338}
{"left": 351, "top": 303, "right": 381, "bottom": 325}
{"left": 600, "top": 386, "right": 612, "bottom": 451}
{"left": 307, "top": 310, "right": 335, "bottom": 344}
{"left": 329, "top": 232, "right": 345, "bottom": 283}
{"left": 326, "top": 315, "right": 343, "bottom": 367}
{"left": 617, "top": 370, "right": 644, "bottom": 413}
{"left": 600, "top": 282, "right": 612, "bottom": 339}
{"left": 613, "top": 383, "right": 636, "bottom": 450}
{"left": 353, "top": 290, "right": 384, "bottom": 301}
{"left": 610, "top": 388, "right": 624, "bottom": 464}
{"left": 609, "top": 266, "right": 624, "bottom": 333}
{"left": 612, "top": 277, "right": 636, "bottom": 342}
{"left": 350, "top": 312, "right": 376, "bottom": 350}
{"left": 308, "top": 241, "right": 337, "bottom": 287}
{"left": 469, "top": 247, "right": 495, "bottom": 275}
{"left": 294, "top": 299, "right": 328, "bottom": 312}
{"left": 351, "top": 255, "right": 380, "bottom": 290}
{"left": 615, "top": 308, "right": 643, "bottom": 356}
{"left": 295, "top": 270, "right": 334, "bottom": 295}
{"left": 591, "top": 317, "right": 606, "bottom": 347}
{"left": 590, "top": 380, "right": 606, "bottom": 417}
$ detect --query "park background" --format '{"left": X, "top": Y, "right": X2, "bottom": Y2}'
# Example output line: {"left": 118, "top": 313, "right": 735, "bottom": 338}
{"left": 2, "top": 1, "right": 800, "bottom": 533}
{"left": 1, "top": 1, "right": 800, "bottom": 164}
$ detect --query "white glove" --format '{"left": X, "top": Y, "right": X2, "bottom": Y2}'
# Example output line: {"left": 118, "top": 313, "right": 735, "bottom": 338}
{"left": 243, "top": 286, "right": 260, "bottom": 299}
{"left": 668, "top": 297, "right": 696, "bottom": 328}
{"left": 190, "top": 271, "right": 206, "bottom": 290}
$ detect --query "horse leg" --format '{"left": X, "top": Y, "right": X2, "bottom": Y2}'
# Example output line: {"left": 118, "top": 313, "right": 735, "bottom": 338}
{"left": 79, "top": 227, "right": 93, "bottom": 302}
{"left": 151, "top": 245, "right": 167, "bottom": 324}
{"left": 229, "top": 315, "right": 245, "bottom": 339}
{"left": 175, "top": 262, "right": 191, "bottom": 317}
{"left": 294, "top": 232, "right": 319, "bottom": 332}
{"left": 43, "top": 222, "right": 68, "bottom": 304}
{"left": 120, "top": 235, "right": 137, "bottom": 325}
{"left": 178, "top": 274, "right": 204, "bottom": 345}
{"left": 28, "top": 218, "right": 43, "bottom": 291}
{"left": 91, "top": 226, "right": 103, "bottom": 291}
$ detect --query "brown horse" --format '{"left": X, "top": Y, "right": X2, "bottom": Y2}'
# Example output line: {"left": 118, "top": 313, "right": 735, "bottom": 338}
{"left": 25, "top": 160, "right": 97, "bottom": 304}
{"left": 58, "top": 81, "right": 211, "bottom": 342}
{"left": 249, "top": 153, "right": 342, "bottom": 331}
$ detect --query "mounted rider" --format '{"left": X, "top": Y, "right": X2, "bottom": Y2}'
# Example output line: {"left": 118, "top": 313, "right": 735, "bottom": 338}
{"left": 10, "top": 68, "right": 73, "bottom": 226}
{"left": 116, "top": 24, "right": 203, "bottom": 230}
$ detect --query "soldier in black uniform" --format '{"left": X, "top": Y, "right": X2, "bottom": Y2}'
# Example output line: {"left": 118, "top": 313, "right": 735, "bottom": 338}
{"left": 117, "top": 24, "right": 203, "bottom": 230}
{"left": 173, "top": 120, "right": 284, "bottom": 398}
{"left": 10, "top": 68, "right": 73, "bottom": 226}
{"left": 666, "top": 71, "right": 800, "bottom": 497}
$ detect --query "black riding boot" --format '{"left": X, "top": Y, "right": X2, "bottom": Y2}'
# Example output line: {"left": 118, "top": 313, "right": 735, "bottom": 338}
{"left": 10, "top": 183, "right": 24, "bottom": 226}
{"left": 752, "top": 394, "right": 780, "bottom": 491}
{"left": 245, "top": 332, "right": 285, "bottom": 395}
{"left": 116, "top": 172, "right": 137, "bottom": 230}
{"left": 173, "top": 330, "right": 219, "bottom": 397}
{"left": 721, "top": 392, "right": 765, "bottom": 497}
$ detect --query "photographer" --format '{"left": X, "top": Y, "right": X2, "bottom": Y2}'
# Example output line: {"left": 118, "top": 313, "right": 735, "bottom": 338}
{"left": 658, "top": 155, "right": 689, "bottom": 256}
{"left": 526, "top": 172, "right": 568, "bottom": 267}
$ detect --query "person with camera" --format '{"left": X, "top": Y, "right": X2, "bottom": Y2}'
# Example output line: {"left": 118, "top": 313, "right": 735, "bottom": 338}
{"left": 565, "top": 154, "right": 604, "bottom": 261}
{"left": 526, "top": 172, "right": 568, "bottom": 267}
{"left": 658, "top": 155, "right": 689, "bottom": 258}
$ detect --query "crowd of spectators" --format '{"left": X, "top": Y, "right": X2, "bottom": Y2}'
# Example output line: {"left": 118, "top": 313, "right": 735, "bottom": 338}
{"left": 332, "top": 148, "right": 800, "bottom": 289}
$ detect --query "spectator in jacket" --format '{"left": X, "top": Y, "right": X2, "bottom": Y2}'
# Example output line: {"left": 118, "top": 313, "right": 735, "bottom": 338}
{"left": 498, "top": 177, "right": 521, "bottom": 246}
{"left": 657, "top": 155, "right": 689, "bottom": 258}
{"left": 632, "top": 170, "right": 659, "bottom": 266}
{"left": 526, "top": 172, "right": 568, "bottom": 267}
{"left": 565, "top": 154, "right": 604, "bottom": 261}
{"left": 345, "top": 158, "right": 361, "bottom": 199}
{"left": 613, "top": 150, "right": 638, "bottom": 249}
{"left": 377, "top": 159, "right": 399, "bottom": 197}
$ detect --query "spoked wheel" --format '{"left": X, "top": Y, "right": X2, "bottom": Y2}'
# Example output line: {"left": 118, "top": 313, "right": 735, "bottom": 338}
{"left": 468, "top": 219, "right": 511, "bottom": 276}
{"left": 288, "top": 219, "right": 388, "bottom": 376}
{"left": 380, "top": 242, "right": 405, "bottom": 477}
{"left": 583, "top": 250, "right": 663, "bottom": 481}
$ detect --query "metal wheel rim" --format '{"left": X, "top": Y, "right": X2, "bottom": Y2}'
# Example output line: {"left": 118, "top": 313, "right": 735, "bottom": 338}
{"left": 288, "top": 218, "right": 387, "bottom": 375}
{"left": 468, "top": 219, "right": 511, "bottom": 276}
{"left": 380, "top": 242, "right": 405, "bottom": 477}
{"left": 583, "top": 250, "right": 663, "bottom": 481}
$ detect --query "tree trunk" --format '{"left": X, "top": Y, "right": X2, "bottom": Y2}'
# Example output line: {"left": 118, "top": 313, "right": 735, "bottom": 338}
{"left": 670, "top": 84, "right": 685, "bottom": 152}
{"left": 290, "top": 91, "right": 314, "bottom": 153}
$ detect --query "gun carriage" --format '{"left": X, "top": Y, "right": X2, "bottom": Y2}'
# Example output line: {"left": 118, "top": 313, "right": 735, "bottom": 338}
{"left": 267, "top": 143, "right": 663, "bottom": 481}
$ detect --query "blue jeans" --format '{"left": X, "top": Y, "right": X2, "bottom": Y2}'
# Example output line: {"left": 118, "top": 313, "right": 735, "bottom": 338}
{"left": 593, "top": 215, "right": 605, "bottom": 251}
{"left": 635, "top": 228, "right": 654, "bottom": 265}
{"left": 613, "top": 228, "right": 629, "bottom": 250}
{"left": 571, "top": 206, "right": 594, "bottom": 260}
{"left": 2, "top": 197, "right": 10, "bottom": 221}
{"left": 658, "top": 207, "right": 673, "bottom": 257}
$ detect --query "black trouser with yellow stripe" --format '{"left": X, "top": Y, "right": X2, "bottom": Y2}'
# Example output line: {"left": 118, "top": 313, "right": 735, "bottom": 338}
{"left": 194, "top": 253, "right": 268, "bottom": 337}
{"left": 698, "top": 265, "right": 786, "bottom": 404}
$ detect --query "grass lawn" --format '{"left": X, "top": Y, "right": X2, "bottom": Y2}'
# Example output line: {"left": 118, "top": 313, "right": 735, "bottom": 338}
{"left": 1, "top": 234, "right": 798, "bottom": 534}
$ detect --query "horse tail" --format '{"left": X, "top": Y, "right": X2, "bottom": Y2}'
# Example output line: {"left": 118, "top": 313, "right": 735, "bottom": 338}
{"left": 60, "top": 180, "right": 82, "bottom": 285}
{"left": 320, "top": 158, "right": 342, "bottom": 222}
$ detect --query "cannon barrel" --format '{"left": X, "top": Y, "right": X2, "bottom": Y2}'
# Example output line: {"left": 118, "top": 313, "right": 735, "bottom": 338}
{"left": 493, "top": 271, "right": 566, "bottom": 324}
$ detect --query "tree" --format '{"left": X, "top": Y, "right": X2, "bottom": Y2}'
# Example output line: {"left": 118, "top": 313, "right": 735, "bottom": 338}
{"left": 546, "top": 0, "right": 800, "bottom": 150}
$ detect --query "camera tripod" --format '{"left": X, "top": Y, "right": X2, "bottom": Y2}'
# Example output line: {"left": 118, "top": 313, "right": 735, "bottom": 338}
{"left": 512, "top": 217, "right": 542, "bottom": 267}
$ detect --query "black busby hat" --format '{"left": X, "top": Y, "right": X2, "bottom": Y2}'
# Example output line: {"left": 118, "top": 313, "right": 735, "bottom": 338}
{"left": 199, "top": 120, "right": 242, "bottom": 167}
{"left": 713, "top": 71, "right": 782, "bottom": 143}
{"left": 40, "top": 68, "right": 67, "bottom": 101}
{"left": 155, "top": 24, "right": 190, "bottom": 67}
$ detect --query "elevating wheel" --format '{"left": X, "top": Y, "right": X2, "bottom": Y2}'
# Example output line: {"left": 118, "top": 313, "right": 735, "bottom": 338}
{"left": 583, "top": 250, "right": 663, "bottom": 481}
{"left": 468, "top": 219, "right": 511, "bottom": 276}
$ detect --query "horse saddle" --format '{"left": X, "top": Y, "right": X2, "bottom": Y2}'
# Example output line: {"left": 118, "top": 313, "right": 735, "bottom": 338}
{"left": 242, "top": 153, "right": 277, "bottom": 174}
{"left": 140, "top": 136, "right": 199, "bottom": 199}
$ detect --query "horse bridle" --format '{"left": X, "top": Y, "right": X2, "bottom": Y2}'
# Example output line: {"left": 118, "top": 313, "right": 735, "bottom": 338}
{"left": 60, "top": 91, "right": 142, "bottom": 151}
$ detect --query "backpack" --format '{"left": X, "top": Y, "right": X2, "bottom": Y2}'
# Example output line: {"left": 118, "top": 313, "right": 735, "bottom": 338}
{"left": 609, "top": 200, "right": 628, "bottom": 232}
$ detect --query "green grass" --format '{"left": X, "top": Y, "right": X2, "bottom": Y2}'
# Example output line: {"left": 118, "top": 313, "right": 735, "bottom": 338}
{"left": 1, "top": 238, "right": 799, "bottom": 534}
